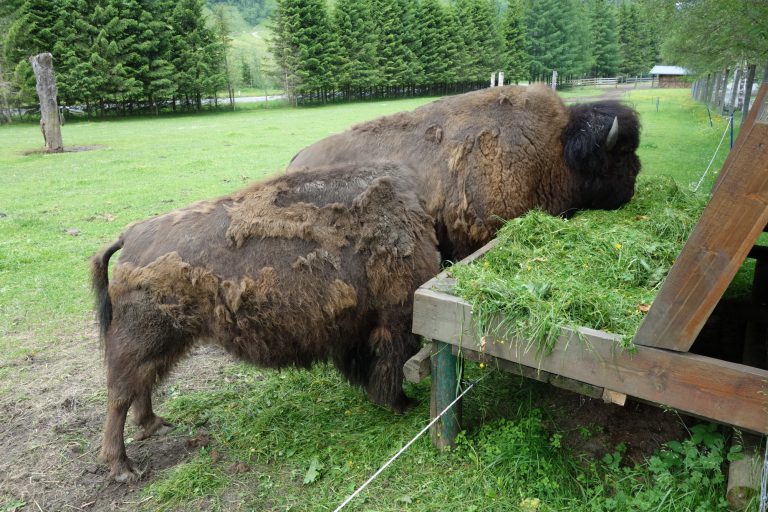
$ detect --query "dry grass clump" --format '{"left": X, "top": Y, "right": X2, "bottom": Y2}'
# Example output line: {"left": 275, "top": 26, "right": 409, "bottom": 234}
{"left": 451, "top": 176, "right": 707, "bottom": 351}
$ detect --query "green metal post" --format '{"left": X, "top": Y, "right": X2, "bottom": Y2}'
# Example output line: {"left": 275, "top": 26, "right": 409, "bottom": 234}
{"left": 430, "top": 341, "right": 461, "bottom": 449}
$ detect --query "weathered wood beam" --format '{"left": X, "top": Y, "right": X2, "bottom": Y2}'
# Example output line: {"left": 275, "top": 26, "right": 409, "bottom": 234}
{"left": 413, "top": 287, "right": 768, "bottom": 434}
{"left": 633, "top": 96, "right": 768, "bottom": 352}
{"left": 403, "top": 344, "right": 433, "bottom": 384}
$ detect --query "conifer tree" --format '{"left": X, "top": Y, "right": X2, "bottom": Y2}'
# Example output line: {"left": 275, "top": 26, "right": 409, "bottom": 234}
{"left": 416, "top": 0, "right": 459, "bottom": 88}
{"left": 501, "top": 0, "right": 528, "bottom": 83}
{"left": 270, "top": 0, "right": 337, "bottom": 101}
{"left": 333, "top": 0, "right": 378, "bottom": 95}
{"left": 135, "top": 1, "right": 177, "bottom": 113}
{"left": 453, "top": 0, "right": 503, "bottom": 82}
{"left": 525, "top": 0, "right": 590, "bottom": 81}
{"left": 588, "top": 0, "right": 620, "bottom": 77}
{"left": 370, "top": 0, "right": 420, "bottom": 90}
{"left": 169, "top": 0, "right": 225, "bottom": 109}
{"left": 618, "top": 2, "right": 646, "bottom": 76}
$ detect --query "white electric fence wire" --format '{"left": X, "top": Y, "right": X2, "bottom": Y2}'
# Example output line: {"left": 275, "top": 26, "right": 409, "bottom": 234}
{"left": 333, "top": 374, "right": 488, "bottom": 512}
{"left": 759, "top": 437, "right": 767, "bottom": 512}
{"left": 691, "top": 116, "right": 732, "bottom": 192}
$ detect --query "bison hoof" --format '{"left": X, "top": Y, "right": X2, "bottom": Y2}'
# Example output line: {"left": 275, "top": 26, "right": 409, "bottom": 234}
{"left": 134, "top": 416, "right": 175, "bottom": 441}
{"left": 111, "top": 461, "right": 143, "bottom": 483}
{"left": 392, "top": 395, "right": 419, "bottom": 414}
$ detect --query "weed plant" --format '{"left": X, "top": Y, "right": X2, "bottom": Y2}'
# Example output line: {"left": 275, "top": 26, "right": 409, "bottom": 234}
{"left": 451, "top": 176, "right": 708, "bottom": 351}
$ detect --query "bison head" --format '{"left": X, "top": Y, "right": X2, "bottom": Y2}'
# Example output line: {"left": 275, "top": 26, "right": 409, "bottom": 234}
{"left": 562, "top": 101, "right": 641, "bottom": 212}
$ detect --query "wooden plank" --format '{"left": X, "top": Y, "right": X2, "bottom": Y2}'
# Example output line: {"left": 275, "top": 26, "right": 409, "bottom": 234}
{"left": 404, "top": 344, "right": 434, "bottom": 384}
{"left": 712, "top": 82, "right": 767, "bottom": 194}
{"left": 602, "top": 389, "right": 627, "bottom": 406}
{"left": 454, "top": 345, "right": 551, "bottom": 383}
{"left": 632, "top": 119, "right": 768, "bottom": 351}
{"left": 412, "top": 288, "right": 768, "bottom": 434}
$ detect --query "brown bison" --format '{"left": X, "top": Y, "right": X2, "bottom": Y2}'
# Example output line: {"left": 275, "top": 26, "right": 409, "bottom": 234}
{"left": 92, "top": 163, "right": 440, "bottom": 481}
{"left": 289, "top": 84, "right": 642, "bottom": 259}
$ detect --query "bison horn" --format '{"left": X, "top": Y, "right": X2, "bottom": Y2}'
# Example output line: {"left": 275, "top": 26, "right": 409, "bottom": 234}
{"left": 605, "top": 116, "right": 619, "bottom": 150}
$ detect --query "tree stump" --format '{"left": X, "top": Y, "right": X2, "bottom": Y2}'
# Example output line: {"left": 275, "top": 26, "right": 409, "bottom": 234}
{"left": 29, "top": 53, "right": 63, "bottom": 152}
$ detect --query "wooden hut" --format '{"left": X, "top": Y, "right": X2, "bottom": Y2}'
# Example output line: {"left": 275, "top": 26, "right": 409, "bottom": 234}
{"left": 650, "top": 65, "right": 692, "bottom": 88}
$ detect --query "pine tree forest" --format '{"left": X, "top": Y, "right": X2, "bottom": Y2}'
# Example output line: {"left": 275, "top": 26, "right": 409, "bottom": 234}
{"left": 1, "top": 0, "right": 663, "bottom": 112}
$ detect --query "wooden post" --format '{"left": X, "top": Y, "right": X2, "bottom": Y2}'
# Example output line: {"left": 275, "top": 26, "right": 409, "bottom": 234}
{"left": 551, "top": 70, "right": 558, "bottom": 91}
{"left": 29, "top": 53, "right": 63, "bottom": 152}
{"left": 489, "top": 72, "right": 496, "bottom": 88}
{"left": 498, "top": 72, "right": 504, "bottom": 87}
{"left": 726, "top": 432, "right": 764, "bottom": 510}
{"left": 430, "top": 341, "right": 460, "bottom": 449}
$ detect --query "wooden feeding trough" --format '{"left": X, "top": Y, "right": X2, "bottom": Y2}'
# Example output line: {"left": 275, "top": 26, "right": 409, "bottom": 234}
{"left": 408, "top": 84, "right": 768, "bottom": 452}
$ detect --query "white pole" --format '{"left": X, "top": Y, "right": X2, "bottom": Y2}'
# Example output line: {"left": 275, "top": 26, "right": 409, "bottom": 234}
{"left": 490, "top": 72, "right": 496, "bottom": 87}
{"left": 498, "top": 72, "right": 504, "bottom": 86}
{"left": 551, "top": 70, "right": 558, "bottom": 91}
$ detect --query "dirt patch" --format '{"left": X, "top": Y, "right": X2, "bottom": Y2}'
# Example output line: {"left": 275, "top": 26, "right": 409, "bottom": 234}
{"left": 541, "top": 389, "right": 690, "bottom": 465}
{"left": 0, "top": 319, "right": 236, "bottom": 511}
{"left": 21, "top": 145, "right": 106, "bottom": 156}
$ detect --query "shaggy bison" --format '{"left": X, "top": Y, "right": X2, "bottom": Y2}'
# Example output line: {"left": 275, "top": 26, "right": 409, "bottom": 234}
{"left": 289, "top": 84, "right": 642, "bottom": 259}
{"left": 92, "top": 163, "right": 440, "bottom": 481}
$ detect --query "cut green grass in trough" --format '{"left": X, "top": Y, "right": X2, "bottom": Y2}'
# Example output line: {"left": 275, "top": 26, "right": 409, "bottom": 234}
{"left": 451, "top": 176, "right": 708, "bottom": 351}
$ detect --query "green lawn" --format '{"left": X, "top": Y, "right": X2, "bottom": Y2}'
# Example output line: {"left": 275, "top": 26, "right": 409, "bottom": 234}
{"left": 0, "top": 88, "right": 748, "bottom": 511}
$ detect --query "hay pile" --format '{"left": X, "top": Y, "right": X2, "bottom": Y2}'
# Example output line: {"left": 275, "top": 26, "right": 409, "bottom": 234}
{"left": 451, "top": 177, "right": 707, "bottom": 351}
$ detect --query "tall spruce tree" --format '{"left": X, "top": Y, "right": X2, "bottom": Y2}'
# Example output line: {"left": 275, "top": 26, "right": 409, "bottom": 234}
{"left": 135, "top": 0, "right": 177, "bottom": 113}
{"left": 370, "top": 0, "right": 421, "bottom": 90}
{"left": 618, "top": 2, "right": 646, "bottom": 76}
{"left": 169, "top": 0, "right": 225, "bottom": 109}
{"left": 270, "top": 0, "right": 338, "bottom": 101}
{"left": 453, "top": 0, "right": 503, "bottom": 82}
{"left": 416, "top": 0, "right": 459, "bottom": 88}
{"left": 501, "top": 0, "right": 528, "bottom": 83}
{"left": 588, "top": 0, "right": 620, "bottom": 77}
{"left": 333, "top": 0, "right": 378, "bottom": 95}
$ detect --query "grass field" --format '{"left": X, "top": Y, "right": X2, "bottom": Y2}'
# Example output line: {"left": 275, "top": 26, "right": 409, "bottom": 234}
{"left": 0, "top": 87, "right": 749, "bottom": 511}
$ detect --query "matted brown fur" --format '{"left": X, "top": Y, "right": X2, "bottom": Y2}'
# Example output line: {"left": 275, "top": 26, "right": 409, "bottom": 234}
{"left": 288, "top": 84, "right": 641, "bottom": 259}
{"left": 91, "top": 163, "right": 440, "bottom": 482}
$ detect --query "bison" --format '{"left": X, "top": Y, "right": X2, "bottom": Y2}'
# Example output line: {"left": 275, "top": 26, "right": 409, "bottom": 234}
{"left": 92, "top": 162, "right": 440, "bottom": 481}
{"left": 289, "top": 84, "right": 642, "bottom": 260}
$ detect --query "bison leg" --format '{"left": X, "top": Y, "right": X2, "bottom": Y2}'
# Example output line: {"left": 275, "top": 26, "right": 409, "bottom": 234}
{"left": 101, "top": 391, "right": 136, "bottom": 482}
{"left": 100, "top": 301, "right": 191, "bottom": 482}
{"left": 366, "top": 318, "right": 420, "bottom": 413}
{"left": 132, "top": 390, "right": 174, "bottom": 441}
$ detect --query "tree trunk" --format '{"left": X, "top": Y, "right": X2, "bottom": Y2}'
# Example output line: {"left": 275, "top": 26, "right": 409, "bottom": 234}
{"left": 717, "top": 68, "right": 729, "bottom": 113}
{"left": 740, "top": 63, "right": 757, "bottom": 128}
{"left": 29, "top": 53, "right": 63, "bottom": 152}
{"left": 728, "top": 65, "right": 742, "bottom": 112}
{"left": 0, "top": 63, "right": 11, "bottom": 125}
{"left": 704, "top": 73, "right": 712, "bottom": 104}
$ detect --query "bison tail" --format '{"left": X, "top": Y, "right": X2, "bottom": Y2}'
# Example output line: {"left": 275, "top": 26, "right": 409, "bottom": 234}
{"left": 91, "top": 238, "right": 124, "bottom": 341}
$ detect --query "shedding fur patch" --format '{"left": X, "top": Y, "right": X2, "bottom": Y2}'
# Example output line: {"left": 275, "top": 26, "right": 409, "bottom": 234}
{"left": 225, "top": 183, "right": 352, "bottom": 249}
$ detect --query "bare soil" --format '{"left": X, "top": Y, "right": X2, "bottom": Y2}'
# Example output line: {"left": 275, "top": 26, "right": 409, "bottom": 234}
{"left": 20, "top": 145, "right": 105, "bottom": 156}
{"left": 0, "top": 318, "right": 237, "bottom": 511}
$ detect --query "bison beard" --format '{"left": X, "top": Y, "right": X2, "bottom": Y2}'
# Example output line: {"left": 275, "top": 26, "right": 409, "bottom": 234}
{"left": 91, "top": 163, "right": 440, "bottom": 482}
{"left": 288, "top": 84, "right": 642, "bottom": 260}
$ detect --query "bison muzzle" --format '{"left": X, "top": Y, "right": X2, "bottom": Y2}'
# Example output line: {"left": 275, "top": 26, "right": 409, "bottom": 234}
{"left": 92, "top": 163, "right": 440, "bottom": 482}
{"left": 288, "top": 84, "right": 642, "bottom": 260}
